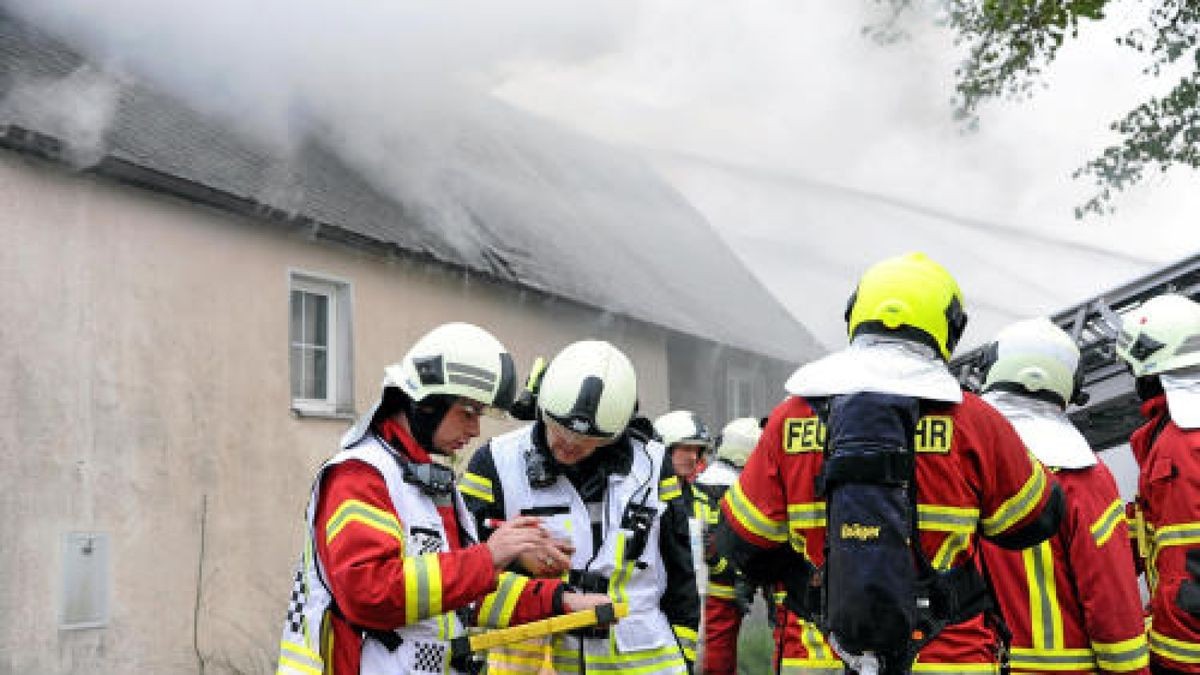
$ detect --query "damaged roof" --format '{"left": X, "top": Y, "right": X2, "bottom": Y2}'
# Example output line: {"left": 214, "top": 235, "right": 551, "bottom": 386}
{"left": 0, "top": 12, "right": 821, "bottom": 363}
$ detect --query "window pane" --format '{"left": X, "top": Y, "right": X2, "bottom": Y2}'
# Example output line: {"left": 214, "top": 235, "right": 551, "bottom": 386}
{"left": 312, "top": 347, "right": 328, "bottom": 399}
{"left": 290, "top": 346, "right": 303, "bottom": 398}
{"left": 290, "top": 290, "right": 303, "bottom": 346}
{"left": 304, "top": 293, "right": 329, "bottom": 347}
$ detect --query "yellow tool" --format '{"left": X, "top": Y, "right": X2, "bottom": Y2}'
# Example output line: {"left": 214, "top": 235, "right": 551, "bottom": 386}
{"left": 1133, "top": 504, "right": 1149, "bottom": 560}
{"left": 451, "top": 602, "right": 628, "bottom": 658}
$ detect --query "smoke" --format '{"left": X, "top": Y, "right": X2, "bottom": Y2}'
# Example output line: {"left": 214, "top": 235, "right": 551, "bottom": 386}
{"left": 0, "top": 65, "right": 120, "bottom": 168}
{"left": 490, "top": 0, "right": 1200, "bottom": 346}
{"left": 8, "top": 0, "right": 1198, "bottom": 348}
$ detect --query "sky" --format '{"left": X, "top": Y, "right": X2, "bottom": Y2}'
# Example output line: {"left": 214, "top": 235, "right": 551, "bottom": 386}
{"left": 7, "top": 0, "right": 1200, "bottom": 350}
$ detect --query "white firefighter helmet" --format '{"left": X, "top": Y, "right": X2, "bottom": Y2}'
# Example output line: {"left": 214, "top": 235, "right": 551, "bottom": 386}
{"left": 982, "top": 317, "right": 1082, "bottom": 408}
{"left": 342, "top": 322, "right": 516, "bottom": 448}
{"left": 384, "top": 322, "right": 517, "bottom": 408}
{"left": 1116, "top": 293, "right": 1200, "bottom": 378}
{"left": 654, "top": 410, "right": 713, "bottom": 452}
{"left": 538, "top": 340, "right": 637, "bottom": 441}
{"left": 714, "top": 417, "right": 762, "bottom": 468}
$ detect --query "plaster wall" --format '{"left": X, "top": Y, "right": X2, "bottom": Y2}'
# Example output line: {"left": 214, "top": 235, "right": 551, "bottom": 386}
{"left": 0, "top": 153, "right": 672, "bottom": 673}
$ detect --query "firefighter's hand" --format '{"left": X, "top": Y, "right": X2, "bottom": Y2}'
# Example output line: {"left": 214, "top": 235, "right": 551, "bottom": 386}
{"left": 486, "top": 517, "right": 559, "bottom": 571}
{"left": 516, "top": 538, "right": 574, "bottom": 578}
{"left": 562, "top": 592, "right": 615, "bottom": 623}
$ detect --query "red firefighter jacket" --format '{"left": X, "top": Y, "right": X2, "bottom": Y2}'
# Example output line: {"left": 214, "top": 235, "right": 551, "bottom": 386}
{"left": 720, "top": 392, "right": 1060, "bottom": 674}
{"left": 1131, "top": 394, "right": 1200, "bottom": 672}
{"left": 314, "top": 421, "right": 563, "bottom": 675}
{"left": 983, "top": 463, "right": 1149, "bottom": 673}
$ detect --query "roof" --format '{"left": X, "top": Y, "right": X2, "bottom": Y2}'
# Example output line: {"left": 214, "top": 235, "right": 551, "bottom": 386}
{"left": 0, "top": 12, "right": 820, "bottom": 363}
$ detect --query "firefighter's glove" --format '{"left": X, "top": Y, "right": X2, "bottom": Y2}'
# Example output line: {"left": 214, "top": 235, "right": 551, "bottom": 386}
{"left": 734, "top": 577, "right": 756, "bottom": 617}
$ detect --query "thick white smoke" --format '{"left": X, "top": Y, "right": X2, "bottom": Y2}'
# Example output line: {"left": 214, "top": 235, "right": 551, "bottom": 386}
{"left": 8, "top": 0, "right": 1198, "bottom": 347}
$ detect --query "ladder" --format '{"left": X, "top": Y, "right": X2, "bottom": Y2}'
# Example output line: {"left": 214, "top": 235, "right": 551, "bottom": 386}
{"left": 950, "top": 252, "right": 1200, "bottom": 450}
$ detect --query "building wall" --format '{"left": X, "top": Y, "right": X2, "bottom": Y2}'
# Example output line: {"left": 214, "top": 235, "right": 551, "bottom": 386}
{"left": 662, "top": 333, "right": 796, "bottom": 431}
{"left": 0, "top": 152, "right": 674, "bottom": 673}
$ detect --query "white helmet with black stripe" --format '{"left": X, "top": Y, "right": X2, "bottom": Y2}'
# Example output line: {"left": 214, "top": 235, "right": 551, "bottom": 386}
{"left": 341, "top": 322, "right": 516, "bottom": 448}
{"left": 1116, "top": 293, "right": 1200, "bottom": 378}
{"left": 537, "top": 340, "right": 637, "bottom": 442}
{"left": 386, "top": 322, "right": 517, "bottom": 407}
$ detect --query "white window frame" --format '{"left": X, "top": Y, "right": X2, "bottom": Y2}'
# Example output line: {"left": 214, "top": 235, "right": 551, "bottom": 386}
{"left": 726, "top": 364, "right": 761, "bottom": 421}
{"left": 289, "top": 271, "right": 354, "bottom": 418}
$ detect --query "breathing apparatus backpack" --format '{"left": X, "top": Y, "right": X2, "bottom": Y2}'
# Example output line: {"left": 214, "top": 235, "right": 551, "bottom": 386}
{"left": 814, "top": 392, "right": 992, "bottom": 674}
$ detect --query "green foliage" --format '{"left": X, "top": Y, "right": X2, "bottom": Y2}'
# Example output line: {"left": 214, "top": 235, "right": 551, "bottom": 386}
{"left": 871, "top": 0, "right": 1200, "bottom": 217}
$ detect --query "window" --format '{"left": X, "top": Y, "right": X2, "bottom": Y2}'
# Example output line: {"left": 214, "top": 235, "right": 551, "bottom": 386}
{"left": 290, "top": 272, "right": 353, "bottom": 417}
{"left": 726, "top": 364, "right": 761, "bottom": 420}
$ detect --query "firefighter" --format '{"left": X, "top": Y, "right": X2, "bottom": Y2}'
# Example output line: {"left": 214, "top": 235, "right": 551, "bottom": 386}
{"left": 1115, "top": 293, "right": 1200, "bottom": 675}
{"left": 978, "top": 317, "right": 1149, "bottom": 674}
{"left": 656, "top": 410, "right": 718, "bottom": 587}
{"left": 695, "top": 417, "right": 764, "bottom": 675}
{"left": 717, "top": 252, "right": 1064, "bottom": 674}
{"left": 657, "top": 410, "right": 714, "bottom": 486}
{"left": 463, "top": 340, "right": 701, "bottom": 673}
{"left": 277, "top": 323, "right": 610, "bottom": 675}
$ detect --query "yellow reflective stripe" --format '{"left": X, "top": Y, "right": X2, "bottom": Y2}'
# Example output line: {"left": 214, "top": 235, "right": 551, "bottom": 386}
{"left": 659, "top": 476, "right": 682, "bottom": 502}
{"left": 780, "top": 659, "right": 842, "bottom": 674}
{"left": 1150, "top": 628, "right": 1200, "bottom": 664}
{"left": 982, "top": 462, "right": 1047, "bottom": 537}
{"left": 325, "top": 499, "right": 404, "bottom": 545}
{"left": 278, "top": 641, "right": 323, "bottom": 675}
{"left": 479, "top": 572, "right": 529, "bottom": 628}
{"left": 1090, "top": 499, "right": 1124, "bottom": 548}
{"left": 800, "top": 619, "right": 834, "bottom": 662}
{"left": 554, "top": 643, "right": 687, "bottom": 672}
{"left": 789, "top": 529, "right": 809, "bottom": 558}
{"left": 910, "top": 663, "right": 998, "bottom": 673}
{"left": 931, "top": 531, "right": 970, "bottom": 570}
{"left": 1023, "top": 541, "right": 1063, "bottom": 650}
{"left": 1092, "top": 633, "right": 1150, "bottom": 671}
{"left": 1150, "top": 522, "right": 1200, "bottom": 587}
{"left": 787, "top": 502, "right": 827, "bottom": 529}
{"left": 459, "top": 471, "right": 494, "bottom": 503}
{"left": 728, "top": 481, "right": 787, "bottom": 542}
{"left": 918, "top": 504, "right": 980, "bottom": 534}
{"left": 673, "top": 625, "right": 697, "bottom": 661}
{"left": 1153, "top": 522, "right": 1200, "bottom": 549}
{"left": 402, "top": 553, "right": 443, "bottom": 624}
{"left": 1009, "top": 646, "right": 1096, "bottom": 670}
{"left": 710, "top": 557, "right": 728, "bottom": 575}
{"left": 610, "top": 532, "right": 635, "bottom": 605}
{"left": 709, "top": 582, "right": 736, "bottom": 600}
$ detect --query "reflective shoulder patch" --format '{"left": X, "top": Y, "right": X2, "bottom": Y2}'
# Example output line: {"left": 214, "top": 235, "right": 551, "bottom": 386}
{"left": 659, "top": 476, "right": 683, "bottom": 501}
{"left": 783, "top": 417, "right": 827, "bottom": 454}
{"left": 914, "top": 415, "right": 954, "bottom": 454}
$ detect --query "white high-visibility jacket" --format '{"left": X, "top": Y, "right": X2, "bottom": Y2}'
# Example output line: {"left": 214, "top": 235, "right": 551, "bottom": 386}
{"left": 278, "top": 434, "right": 477, "bottom": 675}
{"left": 487, "top": 425, "right": 690, "bottom": 674}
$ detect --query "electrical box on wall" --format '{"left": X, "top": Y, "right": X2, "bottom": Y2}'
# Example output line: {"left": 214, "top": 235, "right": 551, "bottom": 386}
{"left": 60, "top": 532, "right": 109, "bottom": 630}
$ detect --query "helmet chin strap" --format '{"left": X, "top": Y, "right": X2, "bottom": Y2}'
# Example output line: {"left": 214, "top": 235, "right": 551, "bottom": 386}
{"left": 407, "top": 394, "right": 455, "bottom": 454}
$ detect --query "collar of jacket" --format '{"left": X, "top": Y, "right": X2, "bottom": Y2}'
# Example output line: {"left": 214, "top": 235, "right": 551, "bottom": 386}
{"left": 1162, "top": 367, "right": 1200, "bottom": 430}
{"left": 376, "top": 417, "right": 433, "bottom": 464}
